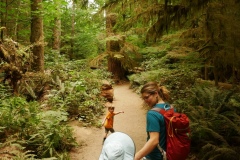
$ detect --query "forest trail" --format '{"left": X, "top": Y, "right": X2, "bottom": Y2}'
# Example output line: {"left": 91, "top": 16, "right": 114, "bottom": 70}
{"left": 69, "top": 82, "right": 147, "bottom": 160}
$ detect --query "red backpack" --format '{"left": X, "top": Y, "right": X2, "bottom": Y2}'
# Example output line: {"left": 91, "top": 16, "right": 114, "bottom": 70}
{"left": 152, "top": 105, "right": 191, "bottom": 160}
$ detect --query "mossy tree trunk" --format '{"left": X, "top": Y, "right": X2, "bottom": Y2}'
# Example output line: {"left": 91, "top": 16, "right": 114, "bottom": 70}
{"left": 30, "top": 0, "right": 44, "bottom": 72}
{"left": 106, "top": 13, "right": 127, "bottom": 81}
{"left": 107, "top": 40, "right": 126, "bottom": 80}
{"left": 52, "top": 18, "right": 61, "bottom": 52}
{"left": 52, "top": 0, "right": 61, "bottom": 52}
{"left": 0, "top": 0, "right": 7, "bottom": 41}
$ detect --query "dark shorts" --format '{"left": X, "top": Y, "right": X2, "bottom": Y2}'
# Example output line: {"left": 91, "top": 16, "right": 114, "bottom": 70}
{"left": 105, "top": 128, "right": 115, "bottom": 133}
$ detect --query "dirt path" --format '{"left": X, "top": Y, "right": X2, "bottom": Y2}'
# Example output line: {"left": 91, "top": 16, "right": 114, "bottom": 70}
{"left": 69, "top": 82, "right": 147, "bottom": 160}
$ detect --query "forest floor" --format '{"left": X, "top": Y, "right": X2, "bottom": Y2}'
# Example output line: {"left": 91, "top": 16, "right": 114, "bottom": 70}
{"left": 69, "top": 82, "right": 147, "bottom": 160}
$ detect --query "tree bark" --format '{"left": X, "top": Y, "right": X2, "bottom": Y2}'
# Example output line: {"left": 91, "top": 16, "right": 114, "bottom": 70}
{"left": 13, "top": 0, "right": 21, "bottom": 41}
{"left": 213, "top": 58, "right": 219, "bottom": 87}
{"left": 106, "top": 13, "right": 127, "bottom": 81}
{"left": 52, "top": 0, "right": 61, "bottom": 52}
{"left": 52, "top": 18, "right": 61, "bottom": 51}
{"left": 0, "top": 0, "right": 6, "bottom": 41}
{"left": 69, "top": 1, "right": 75, "bottom": 60}
{"left": 30, "top": 0, "right": 44, "bottom": 72}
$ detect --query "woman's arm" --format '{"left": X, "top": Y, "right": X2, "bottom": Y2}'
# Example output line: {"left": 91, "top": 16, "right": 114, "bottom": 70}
{"left": 134, "top": 132, "right": 160, "bottom": 160}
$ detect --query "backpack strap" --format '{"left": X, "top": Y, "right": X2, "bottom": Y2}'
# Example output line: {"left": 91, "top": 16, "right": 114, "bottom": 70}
{"left": 151, "top": 104, "right": 173, "bottom": 115}
{"left": 157, "top": 144, "right": 167, "bottom": 160}
{"left": 151, "top": 107, "right": 163, "bottom": 113}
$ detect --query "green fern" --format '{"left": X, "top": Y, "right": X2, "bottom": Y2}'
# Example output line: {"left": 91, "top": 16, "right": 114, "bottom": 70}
{"left": 188, "top": 86, "right": 240, "bottom": 159}
{"left": 201, "top": 143, "right": 240, "bottom": 160}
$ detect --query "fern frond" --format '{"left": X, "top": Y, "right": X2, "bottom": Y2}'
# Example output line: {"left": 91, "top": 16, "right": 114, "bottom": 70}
{"left": 199, "top": 127, "right": 229, "bottom": 145}
{"left": 24, "top": 81, "right": 37, "bottom": 99}
{"left": 223, "top": 111, "right": 240, "bottom": 127}
{"left": 187, "top": 105, "right": 206, "bottom": 121}
{"left": 218, "top": 114, "right": 240, "bottom": 135}
{"left": 202, "top": 144, "right": 240, "bottom": 160}
{"left": 201, "top": 143, "right": 218, "bottom": 160}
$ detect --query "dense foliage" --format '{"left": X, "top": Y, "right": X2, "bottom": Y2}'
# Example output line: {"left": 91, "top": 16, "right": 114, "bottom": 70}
{"left": 102, "top": 0, "right": 240, "bottom": 86}
{"left": 0, "top": 54, "right": 112, "bottom": 159}
{"left": 128, "top": 31, "right": 240, "bottom": 160}
{"left": 0, "top": 94, "right": 76, "bottom": 159}
{"left": 1, "top": 0, "right": 240, "bottom": 159}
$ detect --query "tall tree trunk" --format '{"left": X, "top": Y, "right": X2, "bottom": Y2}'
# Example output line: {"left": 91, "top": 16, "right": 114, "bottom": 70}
{"left": 52, "top": 0, "right": 61, "bottom": 52}
{"left": 52, "top": 18, "right": 61, "bottom": 52}
{"left": 106, "top": 13, "right": 127, "bottom": 81}
{"left": 204, "top": 9, "right": 210, "bottom": 81}
{"left": 204, "top": 63, "right": 208, "bottom": 80}
{"left": 232, "top": 47, "right": 237, "bottom": 85}
{"left": 213, "top": 58, "right": 219, "bottom": 87}
{"left": 0, "top": 0, "right": 6, "bottom": 41}
{"left": 30, "top": 0, "right": 44, "bottom": 72}
{"left": 13, "top": 0, "right": 21, "bottom": 41}
{"left": 70, "top": 1, "right": 75, "bottom": 60}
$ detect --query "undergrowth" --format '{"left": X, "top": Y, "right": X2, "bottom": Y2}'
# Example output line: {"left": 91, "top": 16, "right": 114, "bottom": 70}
{"left": 0, "top": 54, "right": 113, "bottom": 159}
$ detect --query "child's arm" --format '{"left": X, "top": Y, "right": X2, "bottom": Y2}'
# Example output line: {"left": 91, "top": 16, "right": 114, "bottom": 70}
{"left": 115, "top": 111, "right": 124, "bottom": 115}
{"left": 101, "top": 117, "right": 107, "bottom": 126}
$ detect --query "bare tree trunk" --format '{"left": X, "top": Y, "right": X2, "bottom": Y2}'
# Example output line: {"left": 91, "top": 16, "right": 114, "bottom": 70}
{"left": 52, "top": 0, "right": 61, "bottom": 52}
{"left": 204, "top": 62, "right": 208, "bottom": 80}
{"left": 204, "top": 11, "right": 210, "bottom": 81}
{"left": 30, "top": 0, "right": 44, "bottom": 72}
{"left": 13, "top": 0, "right": 21, "bottom": 41}
{"left": 52, "top": 18, "right": 61, "bottom": 51}
{"left": 69, "top": 1, "right": 75, "bottom": 60}
{"left": 232, "top": 47, "right": 237, "bottom": 85}
{"left": 213, "top": 58, "right": 219, "bottom": 87}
